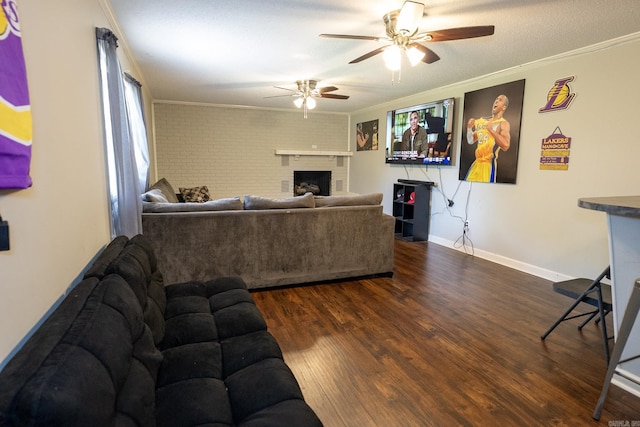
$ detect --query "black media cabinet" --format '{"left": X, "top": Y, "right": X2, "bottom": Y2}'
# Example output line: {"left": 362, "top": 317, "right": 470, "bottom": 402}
{"left": 392, "top": 179, "right": 434, "bottom": 241}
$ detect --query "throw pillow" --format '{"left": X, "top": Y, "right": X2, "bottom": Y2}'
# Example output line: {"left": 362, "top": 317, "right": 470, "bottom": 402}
{"left": 314, "top": 193, "right": 383, "bottom": 207}
{"left": 147, "top": 178, "right": 179, "bottom": 203}
{"left": 142, "top": 197, "right": 243, "bottom": 213}
{"left": 179, "top": 186, "right": 211, "bottom": 203}
{"left": 243, "top": 192, "right": 315, "bottom": 210}
{"left": 142, "top": 188, "right": 169, "bottom": 203}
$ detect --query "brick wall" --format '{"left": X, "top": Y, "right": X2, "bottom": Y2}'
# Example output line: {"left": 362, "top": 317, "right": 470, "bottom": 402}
{"left": 153, "top": 103, "right": 351, "bottom": 199}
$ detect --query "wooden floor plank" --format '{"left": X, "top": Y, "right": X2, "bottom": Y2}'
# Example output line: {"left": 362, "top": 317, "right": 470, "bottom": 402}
{"left": 252, "top": 239, "right": 640, "bottom": 426}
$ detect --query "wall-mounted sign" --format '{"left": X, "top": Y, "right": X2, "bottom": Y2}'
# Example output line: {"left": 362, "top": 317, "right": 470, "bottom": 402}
{"left": 539, "top": 76, "right": 576, "bottom": 113}
{"left": 540, "top": 127, "right": 571, "bottom": 170}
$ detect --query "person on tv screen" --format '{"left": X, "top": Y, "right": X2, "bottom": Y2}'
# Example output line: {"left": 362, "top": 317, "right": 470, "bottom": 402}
{"left": 399, "top": 111, "right": 427, "bottom": 156}
{"left": 464, "top": 94, "right": 511, "bottom": 182}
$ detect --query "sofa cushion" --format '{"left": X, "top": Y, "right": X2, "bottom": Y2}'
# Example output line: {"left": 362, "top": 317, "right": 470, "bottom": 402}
{"left": 226, "top": 358, "right": 306, "bottom": 424}
{"left": 157, "top": 342, "right": 223, "bottom": 388}
{"left": 314, "top": 192, "right": 383, "bottom": 207}
{"left": 244, "top": 192, "right": 315, "bottom": 210}
{"left": 162, "top": 282, "right": 217, "bottom": 348}
{"left": 147, "top": 178, "right": 179, "bottom": 203}
{"left": 142, "top": 197, "right": 243, "bottom": 212}
{"left": 155, "top": 340, "right": 231, "bottom": 427}
{"left": 221, "top": 331, "right": 283, "bottom": 377}
{"left": 239, "top": 400, "right": 324, "bottom": 427}
{"left": 156, "top": 378, "right": 233, "bottom": 427}
{"left": 179, "top": 185, "right": 210, "bottom": 203}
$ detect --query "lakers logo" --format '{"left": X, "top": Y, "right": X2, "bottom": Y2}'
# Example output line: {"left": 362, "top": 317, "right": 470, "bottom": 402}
{"left": 0, "top": 0, "right": 31, "bottom": 146}
{"left": 1, "top": 0, "right": 20, "bottom": 40}
{"left": 539, "top": 76, "right": 576, "bottom": 113}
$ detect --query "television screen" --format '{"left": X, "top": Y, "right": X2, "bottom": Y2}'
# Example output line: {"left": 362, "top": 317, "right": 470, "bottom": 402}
{"left": 385, "top": 97, "right": 455, "bottom": 165}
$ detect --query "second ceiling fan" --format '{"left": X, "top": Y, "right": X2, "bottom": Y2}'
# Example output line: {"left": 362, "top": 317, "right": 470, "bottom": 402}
{"left": 267, "top": 80, "right": 349, "bottom": 118}
{"left": 320, "top": 1, "right": 495, "bottom": 70}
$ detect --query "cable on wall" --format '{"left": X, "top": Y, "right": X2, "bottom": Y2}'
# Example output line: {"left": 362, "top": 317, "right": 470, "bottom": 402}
{"left": 452, "top": 182, "right": 474, "bottom": 255}
{"left": 406, "top": 165, "right": 475, "bottom": 255}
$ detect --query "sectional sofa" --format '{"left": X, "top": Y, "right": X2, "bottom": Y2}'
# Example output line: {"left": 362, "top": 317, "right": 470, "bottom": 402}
{"left": 140, "top": 178, "right": 395, "bottom": 289}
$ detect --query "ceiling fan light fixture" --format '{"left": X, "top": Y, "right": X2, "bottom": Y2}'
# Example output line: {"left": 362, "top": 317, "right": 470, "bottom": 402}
{"left": 396, "top": 1, "right": 424, "bottom": 35}
{"left": 306, "top": 97, "right": 316, "bottom": 110}
{"left": 294, "top": 97, "right": 304, "bottom": 108}
{"left": 406, "top": 45, "right": 426, "bottom": 66}
{"left": 383, "top": 44, "right": 402, "bottom": 71}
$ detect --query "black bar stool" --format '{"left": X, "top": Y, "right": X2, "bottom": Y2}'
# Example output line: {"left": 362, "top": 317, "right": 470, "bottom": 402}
{"left": 541, "top": 266, "right": 612, "bottom": 365}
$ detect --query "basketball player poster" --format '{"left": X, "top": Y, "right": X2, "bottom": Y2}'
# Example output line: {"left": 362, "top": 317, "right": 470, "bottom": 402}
{"left": 458, "top": 80, "right": 525, "bottom": 184}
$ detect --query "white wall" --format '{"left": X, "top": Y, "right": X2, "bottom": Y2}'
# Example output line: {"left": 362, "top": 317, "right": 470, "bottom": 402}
{"left": 350, "top": 34, "right": 640, "bottom": 282}
{"left": 0, "top": 0, "right": 150, "bottom": 366}
{"left": 152, "top": 102, "right": 350, "bottom": 199}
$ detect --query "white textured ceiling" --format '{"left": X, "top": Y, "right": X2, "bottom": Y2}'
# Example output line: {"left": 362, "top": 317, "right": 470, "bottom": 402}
{"left": 108, "top": 0, "right": 640, "bottom": 113}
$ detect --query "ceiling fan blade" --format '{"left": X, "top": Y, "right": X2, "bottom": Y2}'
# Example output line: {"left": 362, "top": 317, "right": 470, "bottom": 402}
{"left": 319, "top": 86, "right": 339, "bottom": 94}
{"left": 320, "top": 33, "right": 383, "bottom": 41}
{"left": 421, "top": 25, "right": 495, "bottom": 42}
{"left": 273, "top": 86, "right": 297, "bottom": 92}
{"left": 349, "top": 46, "right": 387, "bottom": 64}
{"left": 409, "top": 43, "right": 440, "bottom": 64}
{"left": 264, "top": 94, "right": 298, "bottom": 99}
{"left": 320, "top": 93, "right": 350, "bottom": 100}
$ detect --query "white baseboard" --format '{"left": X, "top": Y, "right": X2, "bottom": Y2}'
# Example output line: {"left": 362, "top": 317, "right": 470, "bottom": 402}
{"left": 427, "top": 235, "right": 574, "bottom": 283}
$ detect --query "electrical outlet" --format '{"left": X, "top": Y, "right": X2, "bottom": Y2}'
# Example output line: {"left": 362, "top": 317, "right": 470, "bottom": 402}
{"left": 0, "top": 219, "right": 9, "bottom": 251}
{"left": 464, "top": 220, "right": 470, "bottom": 228}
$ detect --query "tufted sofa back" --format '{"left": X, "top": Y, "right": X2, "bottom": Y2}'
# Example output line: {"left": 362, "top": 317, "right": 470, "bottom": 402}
{"left": 105, "top": 234, "right": 167, "bottom": 345}
{"left": 0, "top": 273, "right": 162, "bottom": 426}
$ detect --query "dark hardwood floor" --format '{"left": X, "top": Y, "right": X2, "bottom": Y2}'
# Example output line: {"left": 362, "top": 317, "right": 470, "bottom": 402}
{"left": 251, "top": 238, "right": 640, "bottom": 426}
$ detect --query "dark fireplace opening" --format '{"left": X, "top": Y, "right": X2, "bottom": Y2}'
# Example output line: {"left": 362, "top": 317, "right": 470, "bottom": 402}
{"left": 293, "top": 171, "right": 331, "bottom": 196}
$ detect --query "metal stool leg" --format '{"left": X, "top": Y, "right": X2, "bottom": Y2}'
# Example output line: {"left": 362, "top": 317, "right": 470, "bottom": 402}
{"left": 593, "top": 280, "right": 640, "bottom": 420}
{"left": 596, "top": 285, "right": 611, "bottom": 365}
{"left": 541, "top": 294, "right": 589, "bottom": 340}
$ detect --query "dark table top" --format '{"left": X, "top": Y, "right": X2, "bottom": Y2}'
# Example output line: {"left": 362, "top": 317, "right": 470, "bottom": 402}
{"left": 578, "top": 196, "right": 640, "bottom": 217}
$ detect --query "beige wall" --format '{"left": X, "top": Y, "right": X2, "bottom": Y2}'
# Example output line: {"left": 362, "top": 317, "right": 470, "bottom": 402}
{"left": 0, "top": 0, "right": 151, "bottom": 366}
{"left": 2, "top": 0, "right": 639, "bottom": 370}
{"left": 152, "top": 102, "right": 350, "bottom": 198}
{"left": 350, "top": 34, "right": 640, "bottom": 282}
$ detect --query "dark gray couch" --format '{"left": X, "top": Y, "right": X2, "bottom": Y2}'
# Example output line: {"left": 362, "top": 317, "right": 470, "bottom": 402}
{"left": 0, "top": 235, "right": 322, "bottom": 426}
{"left": 140, "top": 178, "right": 394, "bottom": 289}
{"left": 143, "top": 204, "right": 395, "bottom": 289}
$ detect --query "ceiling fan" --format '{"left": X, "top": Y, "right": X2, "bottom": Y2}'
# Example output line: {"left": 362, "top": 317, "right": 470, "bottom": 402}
{"left": 266, "top": 80, "right": 349, "bottom": 118}
{"left": 320, "top": 1, "right": 494, "bottom": 71}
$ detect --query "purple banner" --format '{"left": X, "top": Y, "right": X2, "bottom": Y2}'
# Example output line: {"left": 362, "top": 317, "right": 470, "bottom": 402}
{"left": 0, "top": 0, "right": 32, "bottom": 189}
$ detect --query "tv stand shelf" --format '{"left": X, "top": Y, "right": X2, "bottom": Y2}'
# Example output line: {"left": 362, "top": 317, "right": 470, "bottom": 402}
{"left": 393, "top": 180, "right": 434, "bottom": 241}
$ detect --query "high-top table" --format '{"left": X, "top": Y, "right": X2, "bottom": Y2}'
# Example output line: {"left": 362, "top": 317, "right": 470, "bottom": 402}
{"left": 578, "top": 196, "right": 640, "bottom": 402}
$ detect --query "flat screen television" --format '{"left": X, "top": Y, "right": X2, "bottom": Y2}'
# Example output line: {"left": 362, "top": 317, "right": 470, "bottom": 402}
{"left": 385, "top": 97, "right": 455, "bottom": 165}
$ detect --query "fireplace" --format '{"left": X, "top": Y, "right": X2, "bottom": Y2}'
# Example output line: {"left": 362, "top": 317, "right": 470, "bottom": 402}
{"left": 293, "top": 171, "right": 331, "bottom": 196}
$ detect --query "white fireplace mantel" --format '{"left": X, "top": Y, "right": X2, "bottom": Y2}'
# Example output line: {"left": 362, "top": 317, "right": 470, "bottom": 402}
{"left": 275, "top": 150, "right": 353, "bottom": 157}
